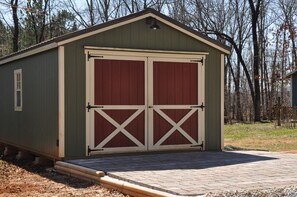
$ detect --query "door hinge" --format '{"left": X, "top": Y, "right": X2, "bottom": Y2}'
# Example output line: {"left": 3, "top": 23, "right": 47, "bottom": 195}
{"left": 88, "top": 146, "right": 103, "bottom": 155}
{"left": 86, "top": 102, "right": 103, "bottom": 112}
{"left": 191, "top": 141, "right": 203, "bottom": 149}
{"left": 87, "top": 52, "right": 104, "bottom": 61}
{"left": 190, "top": 102, "right": 205, "bottom": 111}
{"left": 191, "top": 58, "right": 203, "bottom": 64}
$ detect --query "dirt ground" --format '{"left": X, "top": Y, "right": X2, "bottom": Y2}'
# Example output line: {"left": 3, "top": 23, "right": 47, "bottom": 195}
{"left": 0, "top": 155, "right": 128, "bottom": 197}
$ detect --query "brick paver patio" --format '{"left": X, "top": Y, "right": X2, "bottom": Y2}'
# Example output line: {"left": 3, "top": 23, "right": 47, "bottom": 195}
{"left": 68, "top": 151, "right": 297, "bottom": 196}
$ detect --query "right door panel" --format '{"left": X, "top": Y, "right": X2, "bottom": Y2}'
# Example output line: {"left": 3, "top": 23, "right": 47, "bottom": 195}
{"left": 148, "top": 58, "right": 204, "bottom": 150}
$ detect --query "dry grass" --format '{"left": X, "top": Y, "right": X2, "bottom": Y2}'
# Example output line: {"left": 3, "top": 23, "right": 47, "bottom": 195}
{"left": 0, "top": 156, "right": 128, "bottom": 197}
{"left": 225, "top": 123, "right": 297, "bottom": 152}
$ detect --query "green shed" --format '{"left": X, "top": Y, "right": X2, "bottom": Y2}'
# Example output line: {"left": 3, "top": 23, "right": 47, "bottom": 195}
{"left": 0, "top": 9, "right": 230, "bottom": 160}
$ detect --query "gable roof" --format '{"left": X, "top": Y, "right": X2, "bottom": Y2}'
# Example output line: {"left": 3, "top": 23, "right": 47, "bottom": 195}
{"left": 0, "top": 8, "right": 230, "bottom": 65}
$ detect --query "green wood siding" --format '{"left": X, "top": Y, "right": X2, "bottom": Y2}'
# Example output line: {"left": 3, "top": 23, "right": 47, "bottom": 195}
{"left": 64, "top": 19, "right": 223, "bottom": 158}
{"left": 0, "top": 49, "right": 59, "bottom": 158}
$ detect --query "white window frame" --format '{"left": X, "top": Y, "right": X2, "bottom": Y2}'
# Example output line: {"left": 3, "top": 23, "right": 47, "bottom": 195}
{"left": 14, "top": 69, "right": 23, "bottom": 111}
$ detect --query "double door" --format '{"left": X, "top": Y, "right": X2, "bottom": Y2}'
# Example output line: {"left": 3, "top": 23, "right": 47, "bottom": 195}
{"left": 86, "top": 54, "right": 204, "bottom": 155}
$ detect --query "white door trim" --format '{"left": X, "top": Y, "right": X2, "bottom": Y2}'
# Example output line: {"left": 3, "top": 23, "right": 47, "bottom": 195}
{"left": 85, "top": 49, "right": 206, "bottom": 155}
{"left": 85, "top": 48, "right": 207, "bottom": 59}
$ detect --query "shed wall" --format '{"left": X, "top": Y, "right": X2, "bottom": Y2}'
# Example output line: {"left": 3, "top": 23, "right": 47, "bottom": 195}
{"left": 293, "top": 74, "right": 297, "bottom": 106}
{"left": 0, "top": 49, "right": 59, "bottom": 158}
{"left": 64, "top": 19, "right": 223, "bottom": 158}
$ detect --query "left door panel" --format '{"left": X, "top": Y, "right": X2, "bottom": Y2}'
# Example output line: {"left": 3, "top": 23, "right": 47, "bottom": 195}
{"left": 87, "top": 57, "right": 147, "bottom": 155}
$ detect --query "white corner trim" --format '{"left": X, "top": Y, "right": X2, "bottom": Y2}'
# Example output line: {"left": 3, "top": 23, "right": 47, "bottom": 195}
{"left": 58, "top": 46, "right": 65, "bottom": 158}
{"left": 221, "top": 54, "right": 225, "bottom": 151}
{"left": 0, "top": 43, "right": 58, "bottom": 65}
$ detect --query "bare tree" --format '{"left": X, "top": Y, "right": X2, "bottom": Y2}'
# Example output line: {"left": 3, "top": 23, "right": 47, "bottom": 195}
{"left": 248, "top": 0, "right": 262, "bottom": 121}
{"left": 278, "top": 0, "right": 297, "bottom": 70}
{"left": 65, "top": 0, "right": 123, "bottom": 27}
{"left": 0, "top": 0, "right": 20, "bottom": 52}
{"left": 11, "top": 0, "right": 19, "bottom": 52}
{"left": 25, "top": 0, "right": 50, "bottom": 44}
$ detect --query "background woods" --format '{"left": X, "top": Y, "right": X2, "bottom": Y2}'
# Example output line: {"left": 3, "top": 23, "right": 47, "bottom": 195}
{"left": 0, "top": 0, "right": 296, "bottom": 122}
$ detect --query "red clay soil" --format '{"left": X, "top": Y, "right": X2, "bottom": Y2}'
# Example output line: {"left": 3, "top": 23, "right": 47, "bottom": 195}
{"left": 0, "top": 156, "right": 129, "bottom": 197}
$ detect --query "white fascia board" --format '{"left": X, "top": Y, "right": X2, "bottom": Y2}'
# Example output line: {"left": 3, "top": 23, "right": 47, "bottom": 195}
{"left": 153, "top": 15, "right": 230, "bottom": 55}
{"left": 0, "top": 42, "right": 58, "bottom": 65}
{"left": 58, "top": 13, "right": 229, "bottom": 54}
{"left": 57, "top": 13, "right": 153, "bottom": 46}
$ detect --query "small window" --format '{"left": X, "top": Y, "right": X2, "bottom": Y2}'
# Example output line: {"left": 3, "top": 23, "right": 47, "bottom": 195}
{"left": 14, "top": 69, "right": 22, "bottom": 111}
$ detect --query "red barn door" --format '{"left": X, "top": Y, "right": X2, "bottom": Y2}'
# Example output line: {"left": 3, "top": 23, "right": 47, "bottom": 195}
{"left": 148, "top": 58, "right": 204, "bottom": 150}
{"left": 86, "top": 52, "right": 205, "bottom": 155}
{"left": 87, "top": 57, "right": 147, "bottom": 154}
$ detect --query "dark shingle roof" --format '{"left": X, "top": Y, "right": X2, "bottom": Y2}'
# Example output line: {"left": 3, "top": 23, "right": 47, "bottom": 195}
{"left": 0, "top": 8, "right": 230, "bottom": 63}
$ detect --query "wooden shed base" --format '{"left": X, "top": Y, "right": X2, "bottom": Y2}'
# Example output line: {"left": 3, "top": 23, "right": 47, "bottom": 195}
{"left": 54, "top": 161, "right": 174, "bottom": 197}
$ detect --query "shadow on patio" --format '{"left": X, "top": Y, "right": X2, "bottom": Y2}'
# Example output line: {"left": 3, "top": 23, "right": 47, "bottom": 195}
{"left": 67, "top": 151, "right": 276, "bottom": 173}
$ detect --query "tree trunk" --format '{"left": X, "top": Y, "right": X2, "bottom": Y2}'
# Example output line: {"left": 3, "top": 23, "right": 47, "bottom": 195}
{"left": 38, "top": 0, "right": 49, "bottom": 43}
{"left": 281, "top": 29, "right": 287, "bottom": 103}
{"left": 235, "top": 57, "right": 243, "bottom": 121}
{"left": 11, "top": 0, "right": 19, "bottom": 52}
{"left": 248, "top": 0, "right": 261, "bottom": 121}
{"left": 270, "top": 30, "right": 279, "bottom": 120}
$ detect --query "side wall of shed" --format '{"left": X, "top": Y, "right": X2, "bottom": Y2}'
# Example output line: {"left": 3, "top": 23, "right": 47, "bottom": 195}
{"left": 0, "top": 49, "right": 59, "bottom": 158}
{"left": 64, "top": 19, "right": 223, "bottom": 158}
{"left": 293, "top": 74, "right": 297, "bottom": 106}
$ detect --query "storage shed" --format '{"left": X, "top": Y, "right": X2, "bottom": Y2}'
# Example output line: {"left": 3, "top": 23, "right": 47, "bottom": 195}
{"left": 0, "top": 9, "right": 230, "bottom": 159}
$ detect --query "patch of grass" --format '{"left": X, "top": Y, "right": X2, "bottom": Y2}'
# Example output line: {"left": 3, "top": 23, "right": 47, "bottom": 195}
{"left": 225, "top": 123, "right": 297, "bottom": 152}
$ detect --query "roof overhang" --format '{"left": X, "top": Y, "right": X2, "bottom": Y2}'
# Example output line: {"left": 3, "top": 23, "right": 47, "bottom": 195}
{"left": 0, "top": 42, "right": 58, "bottom": 65}
{"left": 285, "top": 70, "right": 297, "bottom": 79}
